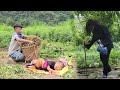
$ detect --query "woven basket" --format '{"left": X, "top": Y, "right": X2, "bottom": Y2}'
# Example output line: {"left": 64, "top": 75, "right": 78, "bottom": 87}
{"left": 21, "top": 36, "right": 41, "bottom": 63}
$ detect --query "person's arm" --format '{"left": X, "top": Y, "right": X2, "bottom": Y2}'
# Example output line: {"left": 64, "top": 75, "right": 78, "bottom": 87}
{"left": 47, "top": 66, "right": 54, "bottom": 72}
{"left": 47, "top": 66, "right": 60, "bottom": 75}
{"left": 16, "top": 37, "right": 33, "bottom": 43}
{"left": 85, "top": 33, "right": 98, "bottom": 50}
{"left": 47, "top": 66, "right": 57, "bottom": 74}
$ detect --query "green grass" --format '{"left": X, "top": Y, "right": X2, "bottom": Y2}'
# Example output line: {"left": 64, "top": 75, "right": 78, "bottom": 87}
{"left": 0, "top": 64, "right": 44, "bottom": 79}
{"left": 0, "top": 63, "right": 77, "bottom": 79}
{"left": 76, "top": 42, "right": 120, "bottom": 69}
{"left": 63, "top": 66, "right": 77, "bottom": 79}
{"left": 0, "top": 20, "right": 120, "bottom": 79}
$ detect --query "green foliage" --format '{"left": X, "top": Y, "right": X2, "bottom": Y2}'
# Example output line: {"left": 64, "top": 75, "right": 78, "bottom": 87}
{"left": 74, "top": 11, "right": 120, "bottom": 42}
{"left": 0, "top": 25, "right": 13, "bottom": 48}
{"left": 0, "top": 64, "right": 45, "bottom": 79}
{"left": 1, "top": 11, "right": 119, "bottom": 79}
{"left": 109, "top": 42, "right": 120, "bottom": 67}
{"left": 63, "top": 67, "right": 77, "bottom": 79}
{"left": 70, "top": 18, "right": 91, "bottom": 46}
{"left": 23, "top": 20, "right": 74, "bottom": 43}
{"left": 0, "top": 19, "right": 120, "bottom": 70}
{"left": 76, "top": 43, "right": 120, "bottom": 69}
{"left": 77, "top": 11, "right": 117, "bottom": 27}
{"left": 0, "top": 64, "right": 25, "bottom": 79}
{"left": 0, "top": 11, "right": 72, "bottom": 26}
{"left": 0, "top": 11, "right": 120, "bottom": 73}
{"left": 72, "top": 11, "right": 120, "bottom": 69}
{"left": 109, "top": 20, "right": 120, "bottom": 42}
{"left": 40, "top": 40, "right": 75, "bottom": 59}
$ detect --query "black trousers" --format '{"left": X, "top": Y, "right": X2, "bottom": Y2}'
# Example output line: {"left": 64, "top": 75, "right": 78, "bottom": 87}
{"left": 100, "top": 48, "right": 111, "bottom": 75}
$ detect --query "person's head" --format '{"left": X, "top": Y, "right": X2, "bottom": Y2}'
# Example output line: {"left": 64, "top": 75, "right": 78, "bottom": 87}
{"left": 13, "top": 24, "right": 23, "bottom": 34}
{"left": 54, "top": 58, "right": 67, "bottom": 70}
{"left": 86, "top": 19, "right": 100, "bottom": 35}
{"left": 54, "top": 61, "right": 64, "bottom": 70}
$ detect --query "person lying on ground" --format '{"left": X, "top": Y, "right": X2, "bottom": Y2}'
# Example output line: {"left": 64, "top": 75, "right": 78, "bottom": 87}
{"left": 26, "top": 57, "right": 68, "bottom": 74}
{"left": 8, "top": 24, "right": 33, "bottom": 62}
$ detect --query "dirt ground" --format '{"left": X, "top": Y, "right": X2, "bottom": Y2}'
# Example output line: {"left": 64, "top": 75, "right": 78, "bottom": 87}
{"left": 0, "top": 48, "right": 63, "bottom": 79}
{"left": 1, "top": 48, "right": 120, "bottom": 79}
{"left": 78, "top": 67, "right": 120, "bottom": 79}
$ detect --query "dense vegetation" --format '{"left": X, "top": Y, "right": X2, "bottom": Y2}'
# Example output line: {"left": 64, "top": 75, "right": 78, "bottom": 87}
{"left": 0, "top": 11, "right": 120, "bottom": 71}
{"left": 0, "top": 11, "right": 72, "bottom": 26}
{"left": 74, "top": 11, "right": 120, "bottom": 42}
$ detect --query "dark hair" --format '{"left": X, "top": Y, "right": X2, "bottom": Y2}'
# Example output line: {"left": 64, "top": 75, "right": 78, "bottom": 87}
{"left": 86, "top": 19, "right": 100, "bottom": 35}
{"left": 47, "top": 61, "right": 55, "bottom": 70}
{"left": 13, "top": 24, "right": 23, "bottom": 29}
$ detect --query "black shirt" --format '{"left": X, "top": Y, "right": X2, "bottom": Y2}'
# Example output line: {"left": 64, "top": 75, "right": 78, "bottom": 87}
{"left": 87, "top": 26, "right": 114, "bottom": 49}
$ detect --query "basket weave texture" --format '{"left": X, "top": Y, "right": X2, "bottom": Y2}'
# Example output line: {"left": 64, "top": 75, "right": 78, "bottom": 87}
{"left": 21, "top": 36, "right": 41, "bottom": 63}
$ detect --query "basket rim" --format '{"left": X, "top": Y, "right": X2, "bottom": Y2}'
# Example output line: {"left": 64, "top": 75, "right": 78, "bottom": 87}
{"left": 22, "top": 45, "right": 39, "bottom": 49}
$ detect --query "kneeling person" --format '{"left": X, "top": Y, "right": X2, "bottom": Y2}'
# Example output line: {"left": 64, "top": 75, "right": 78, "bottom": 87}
{"left": 8, "top": 24, "right": 33, "bottom": 62}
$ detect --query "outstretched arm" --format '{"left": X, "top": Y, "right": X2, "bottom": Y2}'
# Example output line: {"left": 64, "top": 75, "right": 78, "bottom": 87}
{"left": 47, "top": 66, "right": 60, "bottom": 75}
{"left": 16, "top": 37, "right": 33, "bottom": 44}
{"left": 47, "top": 66, "right": 54, "bottom": 73}
{"left": 84, "top": 34, "right": 99, "bottom": 50}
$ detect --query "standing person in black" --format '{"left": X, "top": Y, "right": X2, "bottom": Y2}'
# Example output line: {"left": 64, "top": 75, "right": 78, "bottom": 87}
{"left": 84, "top": 19, "right": 114, "bottom": 78}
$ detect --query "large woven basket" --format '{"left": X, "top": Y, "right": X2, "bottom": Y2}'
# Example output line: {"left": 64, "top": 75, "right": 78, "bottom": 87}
{"left": 21, "top": 36, "right": 41, "bottom": 63}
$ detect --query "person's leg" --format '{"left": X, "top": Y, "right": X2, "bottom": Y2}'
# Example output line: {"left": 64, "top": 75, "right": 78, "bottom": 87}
{"left": 15, "top": 56, "right": 25, "bottom": 62}
{"left": 100, "top": 49, "right": 111, "bottom": 76}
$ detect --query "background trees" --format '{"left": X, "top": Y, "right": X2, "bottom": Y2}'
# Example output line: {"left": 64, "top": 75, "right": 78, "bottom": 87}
{"left": 0, "top": 11, "right": 72, "bottom": 26}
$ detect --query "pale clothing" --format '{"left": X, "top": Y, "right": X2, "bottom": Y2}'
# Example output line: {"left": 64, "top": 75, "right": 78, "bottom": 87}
{"left": 8, "top": 32, "right": 24, "bottom": 55}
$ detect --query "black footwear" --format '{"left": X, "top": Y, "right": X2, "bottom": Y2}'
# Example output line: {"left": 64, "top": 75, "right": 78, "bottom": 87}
{"left": 102, "top": 69, "right": 111, "bottom": 78}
